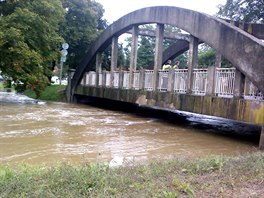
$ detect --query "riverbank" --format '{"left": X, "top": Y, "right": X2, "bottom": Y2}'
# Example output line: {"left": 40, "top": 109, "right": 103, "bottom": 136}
{"left": 0, "top": 152, "right": 263, "bottom": 197}
{"left": 24, "top": 85, "right": 66, "bottom": 101}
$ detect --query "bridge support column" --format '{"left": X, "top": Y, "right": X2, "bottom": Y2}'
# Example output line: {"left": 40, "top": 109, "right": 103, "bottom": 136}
{"left": 153, "top": 23, "right": 164, "bottom": 91}
{"left": 187, "top": 35, "right": 198, "bottom": 94}
{"left": 111, "top": 37, "right": 118, "bottom": 88}
{"left": 102, "top": 70, "right": 106, "bottom": 87}
{"left": 139, "top": 69, "right": 145, "bottom": 90}
{"left": 167, "top": 69, "right": 175, "bottom": 92}
{"left": 234, "top": 70, "right": 245, "bottom": 99}
{"left": 96, "top": 52, "right": 102, "bottom": 86}
{"left": 129, "top": 25, "right": 139, "bottom": 89}
{"left": 119, "top": 71, "right": 123, "bottom": 88}
{"left": 206, "top": 52, "right": 221, "bottom": 95}
{"left": 259, "top": 126, "right": 264, "bottom": 150}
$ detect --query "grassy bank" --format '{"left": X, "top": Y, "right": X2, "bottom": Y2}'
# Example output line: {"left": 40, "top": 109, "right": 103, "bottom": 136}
{"left": 24, "top": 85, "right": 66, "bottom": 101}
{"left": 0, "top": 152, "right": 263, "bottom": 197}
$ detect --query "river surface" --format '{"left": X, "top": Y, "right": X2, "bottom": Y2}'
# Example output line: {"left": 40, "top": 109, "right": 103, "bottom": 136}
{"left": 0, "top": 101, "right": 260, "bottom": 165}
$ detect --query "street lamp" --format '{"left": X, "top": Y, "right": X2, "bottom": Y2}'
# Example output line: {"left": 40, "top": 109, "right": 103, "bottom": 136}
{"left": 60, "top": 43, "right": 69, "bottom": 85}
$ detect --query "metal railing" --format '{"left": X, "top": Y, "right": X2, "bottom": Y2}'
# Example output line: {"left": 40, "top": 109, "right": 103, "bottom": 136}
{"left": 192, "top": 69, "right": 207, "bottom": 95}
{"left": 144, "top": 70, "right": 154, "bottom": 91}
{"left": 80, "top": 67, "right": 263, "bottom": 101}
{"left": 133, "top": 71, "right": 140, "bottom": 89}
{"left": 215, "top": 68, "right": 235, "bottom": 97}
{"left": 158, "top": 70, "right": 169, "bottom": 91}
{"left": 173, "top": 69, "right": 188, "bottom": 93}
{"left": 113, "top": 71, "right": 119, "bottom": 88}
{"left": 244, "top": 80, "right": 264, "bottom": 100}
{"left": 98, "top": 73, "right": 103, "bottom": 86}
{"left": 105, "top": 72, "right": 111, "bottom": 87}
{"left": 89, "top": 72, "right": 96, "bottom": 86}
{"left": 123, "top": 71, "right": 130, "bottom": 89}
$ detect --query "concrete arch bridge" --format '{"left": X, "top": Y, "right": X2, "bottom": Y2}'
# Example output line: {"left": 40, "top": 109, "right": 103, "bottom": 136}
{"left": 67, "top": 6, "right": 264, "bottom": 148}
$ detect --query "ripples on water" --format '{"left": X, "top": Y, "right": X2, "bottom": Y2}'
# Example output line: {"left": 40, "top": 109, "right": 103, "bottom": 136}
{"left": 0, "top": 101, "right": 260, "bottom": 165}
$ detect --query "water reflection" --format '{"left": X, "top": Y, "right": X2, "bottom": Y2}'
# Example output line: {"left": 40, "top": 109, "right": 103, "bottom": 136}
{"left": 0, "top": 102, "right": 260, "bottom": 165}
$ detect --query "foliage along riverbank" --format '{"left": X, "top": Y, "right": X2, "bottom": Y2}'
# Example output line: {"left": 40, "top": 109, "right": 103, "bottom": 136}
{"left": 24, "top": 85, "right": 66, "bottom": 102}
{"left": 0, "top": 152, "right": 263, "bottom": 197}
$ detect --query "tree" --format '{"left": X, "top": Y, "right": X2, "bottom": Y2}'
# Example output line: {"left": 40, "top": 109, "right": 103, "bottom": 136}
{"left": 60, "top": 0, "right": 107, "bottom": 69}
{"left": 0, "top": 0, "right": 65, "bottom": 97}
{"left": 137, "top": 36, "right": 155, "bottom": 69}
{"left": 217, "top": 0, "right": 264, "bottom": 23}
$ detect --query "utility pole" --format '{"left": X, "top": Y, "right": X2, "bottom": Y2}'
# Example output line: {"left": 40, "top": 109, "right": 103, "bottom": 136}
{"left": 60, "top": 43, "right": 69, "bottom": 85}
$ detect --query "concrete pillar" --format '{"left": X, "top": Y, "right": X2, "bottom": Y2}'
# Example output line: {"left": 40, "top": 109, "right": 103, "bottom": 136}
{"left": 215, "top": 52, "right": 222, "bottom": 68}
{"left": 234, "top": 69, "right": 245, "bottom": 99}
{"left": 83, "top": 72, "right": 87, "bottom": 86}
{"left": 259, "top": 126, "right": 264, "bottom": 150}
{"left": 119, "top": 71, "right": 123, "bottom": 89}
{"left": 244, "top": 78, "right": 251, "bottom": 96}
{"left": 139, "top": 69, "right": 145, "bottom": 90}
{"left": 206, "top": 52, "right": 221, "bottom": 95}
{"left": 66, "top": 69, "right": 75, "bottom": 102}
{"left": 96, "top": 52, "right": 102, "bottom": 86}
{"left": 102, "top": 70, "right": 106, "bottom": 87}
{"left": 187, "top": 35, "right": 199, "bottom": 94}
{"left": 167, "top": 69, "right": 175, "bottom": 92}
{"left": 129, "top": 26, "right": 139, "bottom": 89}
{"left": 153, "top": 23, "right": 164, "bottom": 91}
{"left": 110, "top": 37, "right": 118, "bottom": 87}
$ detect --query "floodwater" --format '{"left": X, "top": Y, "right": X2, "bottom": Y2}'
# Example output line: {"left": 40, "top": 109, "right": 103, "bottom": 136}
{"left": 0, "top": 101, "right": 260, "bottom": 165}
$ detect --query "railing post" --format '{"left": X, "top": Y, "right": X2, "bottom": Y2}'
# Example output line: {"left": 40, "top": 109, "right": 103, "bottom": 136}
{"left": 139, "top": 69, "right": 145, "bottom": 90}
{"left": 153, "top": 23, "right": 164, "bottom": 91}
{"left": 96, "top": 52, "right": 102, "bottom": 87}
{"left": 129, "top": 25, "right": 139, "bottom": 89}
{"left": 83, "top": 72, "right": 87, "bottom": 86}
{"left": 187, "top": 35, "right": 198, "bottom": 94}
{"left": 102, "top": 70, "right": 106, "bottom": 87}
{"left": 119, "top": 70, "right": 123, "bottom": 89}
{"left": 233, "top": 69, "right": 245, "bottom": 99}
{"left": 110, "top": 37, "right": 118, "bottom": 88}
{"left": 206, "top": 52, "right": 221, "bottom": 95}
{"left": 167, "top": 69, "right": 175, "bottom": 92}
{"left": 66, "top": 69, "right": 75, "bottom": 102}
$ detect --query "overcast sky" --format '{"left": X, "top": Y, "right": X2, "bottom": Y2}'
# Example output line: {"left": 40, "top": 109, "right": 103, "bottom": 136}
{"left": 96, "top": 0, "right": 227, "bottom": 23}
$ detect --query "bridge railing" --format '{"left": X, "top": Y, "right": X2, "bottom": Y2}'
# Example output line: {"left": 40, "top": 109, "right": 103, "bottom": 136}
{"left": 133, "top": 71, "right": 140, "bottom": 90}
{"left": 80, "top": 67, "right": 263, "bottom": 101}
{"left": 158, "top": 70, "right": 169, "bottom": 92}
{"left": 192, "top": 69, "right": 208, "bottom": 95}
{"left": 105, "top": 71, "right": 111, "bottom": 87}
{"left": 144, "top": 70, "right": 154, "bottom": 91}
{"left": 123, "top": 71, "right": 130, "bottom": 89}
{"left": 113, "top": 71, "right": 119, "bottom": 88}
{"left": 215, "top": 68, "right": 235, "bottom": 97}
{"left": 173, "top": 69, "right": 188, "bottom": 93}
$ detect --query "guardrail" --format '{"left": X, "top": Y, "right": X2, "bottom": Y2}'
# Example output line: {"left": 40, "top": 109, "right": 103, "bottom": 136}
{"left": 79, "top": 68, "right": 263, "bottom": 101}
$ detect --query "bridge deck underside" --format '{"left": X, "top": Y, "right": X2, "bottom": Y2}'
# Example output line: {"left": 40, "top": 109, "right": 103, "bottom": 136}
{"left": 75, "top": 86, "right": 264, "bottom": 125}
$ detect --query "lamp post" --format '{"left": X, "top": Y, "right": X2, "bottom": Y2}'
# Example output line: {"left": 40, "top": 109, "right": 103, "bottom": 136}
{"left": 60, "top": 43, "right": 69, "bottom": 85}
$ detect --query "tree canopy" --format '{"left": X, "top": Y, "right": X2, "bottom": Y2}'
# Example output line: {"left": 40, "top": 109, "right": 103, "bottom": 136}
{"left": 60, "top": 0, "right": 107, "bottom": 69}
{"left": 0, "top": 0, "right": 65, "bottom": 97}
{"left": 217, "top": 0, "right": 264, "bottom": 23}
{"left": 0, "top": 0, "right": 106, "bottom": 97}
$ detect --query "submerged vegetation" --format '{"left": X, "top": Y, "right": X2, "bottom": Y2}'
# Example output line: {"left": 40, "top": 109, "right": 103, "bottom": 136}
{"left": 23, "top": 85, "right": 66, "bottom": 101}
{"left": 0, "top": 152, "right": 263, "bottom": 197}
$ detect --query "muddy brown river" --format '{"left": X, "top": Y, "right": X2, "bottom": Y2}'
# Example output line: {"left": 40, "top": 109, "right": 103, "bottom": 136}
{"left": 0, "top": 101, "right": 260, "bottom": 165}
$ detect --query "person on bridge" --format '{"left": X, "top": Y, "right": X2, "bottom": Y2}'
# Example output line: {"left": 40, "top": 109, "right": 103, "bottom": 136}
{"left": 162, "top": 60, "right": 172, "bottom": 70}
{"left": 162, "top": 60, "right": 179, "bottom": 70}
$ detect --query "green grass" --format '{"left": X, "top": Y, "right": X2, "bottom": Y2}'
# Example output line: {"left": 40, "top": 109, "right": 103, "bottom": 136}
{"left": 0, "top": 152, "right": 264, "bottom": 197}
{"left": 24, "top": 85, "right": 66, "bottom": 101}
{"left": 0, "top": 81, "right": 4, "bottom": 91}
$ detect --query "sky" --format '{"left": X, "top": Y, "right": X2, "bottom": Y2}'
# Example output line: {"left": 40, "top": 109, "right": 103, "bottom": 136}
{"left": 96, "top": 0, "right": 227, "bottom": 23}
